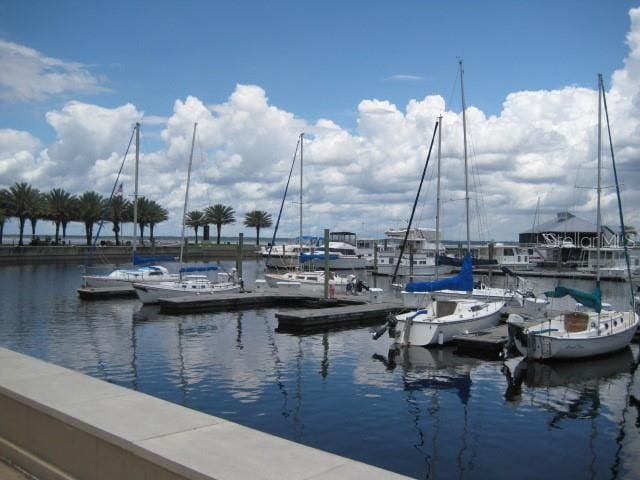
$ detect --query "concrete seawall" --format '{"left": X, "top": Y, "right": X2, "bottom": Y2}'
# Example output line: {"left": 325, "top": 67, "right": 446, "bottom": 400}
{"left": 0, "top": 347, "right": 408, "bottom": 480}
{"left": 0, "top": 245, "right": 258, "bottom": 265}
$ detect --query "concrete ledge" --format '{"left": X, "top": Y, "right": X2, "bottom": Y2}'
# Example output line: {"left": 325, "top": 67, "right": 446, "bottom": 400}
{"left": 0, "top": 347, "right": 408, "bottom": 480}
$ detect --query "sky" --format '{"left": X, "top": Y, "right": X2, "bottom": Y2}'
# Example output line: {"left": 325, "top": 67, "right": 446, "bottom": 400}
{"left": 1, "top": 0, "right": 640, "bottom": 242}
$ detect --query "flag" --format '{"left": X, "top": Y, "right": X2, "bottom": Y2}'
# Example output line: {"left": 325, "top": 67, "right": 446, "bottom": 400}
{"left": 115, "top": 183, "right": 123, "bottom": 197}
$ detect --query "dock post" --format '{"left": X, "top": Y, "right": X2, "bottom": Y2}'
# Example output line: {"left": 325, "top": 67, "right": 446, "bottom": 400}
{"left": 236, "top": 233, "right": 244, "bottom": 283}
{"left": 324, "top": 228, "right": 330, "bottom": 299}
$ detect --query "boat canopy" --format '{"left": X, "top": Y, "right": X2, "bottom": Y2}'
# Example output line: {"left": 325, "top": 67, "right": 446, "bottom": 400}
{"left": 133, "top": 252, "right": 177, "bottom": 265}
{"left": 299, "top": 253, "right": 339, "bottom": 263}
{"left": 179, "top": 266, "right": 219, "bottom": 273}
{"left": 404, "top": 255, "right": 474, "bottom": 293}
{"left": 544, "top": 286, "right": 602, "bottom": 313}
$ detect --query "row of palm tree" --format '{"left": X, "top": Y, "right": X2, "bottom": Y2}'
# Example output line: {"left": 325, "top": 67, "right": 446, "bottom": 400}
{"left": 0, "top": 182, "right": 167, "bottom": 246}
{"left": 1, "top": 182, "right": 275, "bottom": 247}
{"left": 186, "top": 205, "right": 273, "bottom": 245}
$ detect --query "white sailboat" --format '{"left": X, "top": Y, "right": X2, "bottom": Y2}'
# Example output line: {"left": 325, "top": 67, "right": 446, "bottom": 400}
{"left": 82, "top": 123, "right": 178, "bottom": 288}
{"left": 507, "top": 74, "right": 639, "bottom": 360}
{"left": 377, "top": 62, "right": 506, "bottom": 346}
{"left": 263, "top": 133, "right": 351, "bottom": 295}
{"left": 133, "top": 123, "right": 241, "bottom": 304}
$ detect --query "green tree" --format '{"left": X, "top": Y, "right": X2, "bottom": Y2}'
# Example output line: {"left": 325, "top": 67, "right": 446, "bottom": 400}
{"left": 6, "top": 182, "right": 41, "bottom": 246}
{"left": 147, "top": 200, "right": 168, "bottom": 245}
{"left": 75, "top": 191, "right": 106, "bottom": 245}
{"left": 45, "top": 188, "right": 76, "bottom": 244}
{"left": 0, "top": 188, "right": 9, "bottom": 245}
{"left": 107, "top": 196, "right": 132, "bottom": 246}
{"left": 185, "top": 210, "right": 205, "bottom": 244}
{"left": 204, "top": 204, "right": 236, "bottom": 244}
{"left": 133, "top": 197, "right": 153, "bottom": 245}
{"left": 244, "top": 210, "right": 273, "bottom": 245}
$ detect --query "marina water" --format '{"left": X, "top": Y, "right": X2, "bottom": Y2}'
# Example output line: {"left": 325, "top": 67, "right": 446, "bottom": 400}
{"left": 1, "top": 261, "right": 639, "bottom": 479}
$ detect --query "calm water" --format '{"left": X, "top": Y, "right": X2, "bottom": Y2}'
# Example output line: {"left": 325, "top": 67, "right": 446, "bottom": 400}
{"left": 1, "top": 262, "right": 639, "bottom": 479}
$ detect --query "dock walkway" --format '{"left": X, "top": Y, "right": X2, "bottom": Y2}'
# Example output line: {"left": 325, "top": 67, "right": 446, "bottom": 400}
{"left": 453, "top": 323, "right": 510, "bottom": 354}
{"left": 276, "top": 302, "right": 402, "bottom": 330}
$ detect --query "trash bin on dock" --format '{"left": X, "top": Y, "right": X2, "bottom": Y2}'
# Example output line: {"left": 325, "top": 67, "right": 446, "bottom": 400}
{"left": 368, "top": 287, "right": 383, "bottom": 304}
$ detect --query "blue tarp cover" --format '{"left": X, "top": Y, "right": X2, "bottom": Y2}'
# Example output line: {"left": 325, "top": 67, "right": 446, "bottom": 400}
{"left": 299, "top": 253, "right": 339, "bottom": 263}
{"left": 405, "top": 255, "right": 474, "bottom": 292}
{"left": 544, "top": 286, "right": 602, "bottom": 313}
{"left": 179, "top": 266, "right": 219, "bottom": 273}
{"left": 133, "top": 252, "right": 177, "bottom": 265}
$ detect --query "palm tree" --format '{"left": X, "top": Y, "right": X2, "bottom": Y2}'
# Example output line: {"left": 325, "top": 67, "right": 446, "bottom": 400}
{"left": 134, "top": 197, "right": 154, "bottom": 245}
{"left": 6, "top": 182, "right": 41, "bottom": 246}
{"left": 185, "top": 210, "right": 206, "bottom": 244}
{"left": 244, "top": 210, "right": 273, "bottom": 245}
{"left": 75, "top": 191, "right": 105, "bottom": 245}
{"left": 45, "top": 188, "right": 75, "bottom": 244}
{"left": 27, "top": 191, "right": 46, "bottom": 243}
{"left": 107, "top": 196, "right": 132, "bottom": 246}
{"left": 0, "top": 188, "right": 9, "bottom": 245}
{"left": 204, "top": 204, "right": 236, "bottom": 244}
{"left": 147, "top": 200, "right": 168, "bottom": 245}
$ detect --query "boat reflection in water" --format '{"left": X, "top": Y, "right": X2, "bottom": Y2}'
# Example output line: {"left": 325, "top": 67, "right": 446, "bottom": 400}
{"left": 374, "top": 345, "right": 482, "bottom": 404}
{"left": 503, "top": 348, "right": 637, "bottom": 401}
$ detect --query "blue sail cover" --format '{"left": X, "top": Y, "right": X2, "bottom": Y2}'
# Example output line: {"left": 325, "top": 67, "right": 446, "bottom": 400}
{"left": 133, "top": 252, "right": 178, "bottom": 265}
{"left": 544, "top": 286, "right": 602, "bottom": 313}
{"left": 299, "top": 253, "right": 339, "bottom": 263}
{"left": 405, "top": 255, "right": 474, "bottom": 293}
{"left": 179, "top": 266, "right": 219, "bottom": 273}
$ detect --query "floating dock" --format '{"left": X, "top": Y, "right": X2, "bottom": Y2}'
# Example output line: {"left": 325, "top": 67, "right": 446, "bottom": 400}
{"left": 275, "top": 302, "right": 402, "bottom": 331}
{"left": 77, "top": 286, "right": 137, "bottom": 299}
{"left": 158, "top": 291, "right": 368, "bottom": 314}
{"left": 453, "top": 323, "right": 510, "bottom": 355}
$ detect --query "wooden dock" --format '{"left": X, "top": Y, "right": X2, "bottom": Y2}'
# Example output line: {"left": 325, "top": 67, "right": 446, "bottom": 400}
{"left": 77, "top": 286, "right": 137, "bottom": 299}
{"left": 275, "top": 302, "right": 402, "bottom": 331}
{"left": 453, "top": 323, "right": 510, "bottom": 355}
{"left": 158, "top": 292, "right": 369, "bottom": 314}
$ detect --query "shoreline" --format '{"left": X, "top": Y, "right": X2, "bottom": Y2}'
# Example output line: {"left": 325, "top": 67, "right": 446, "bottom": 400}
{"left": 0, "top": 244, "right": 259, "bottom": 265}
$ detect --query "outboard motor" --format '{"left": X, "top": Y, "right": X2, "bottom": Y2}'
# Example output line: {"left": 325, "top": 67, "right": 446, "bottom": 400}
{"left": 372, "top": 313, "right": 397, "bottom": 340}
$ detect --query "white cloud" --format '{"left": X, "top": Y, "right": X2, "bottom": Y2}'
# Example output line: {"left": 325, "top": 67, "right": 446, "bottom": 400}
{"left": 0, "top": 39, "right": 106, "bottom": 102}
{"left": 3, "top": 8, "right": 640, "bottom": 241}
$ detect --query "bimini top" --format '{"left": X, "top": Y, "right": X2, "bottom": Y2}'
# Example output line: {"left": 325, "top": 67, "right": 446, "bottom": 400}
{"left": 404, "top": 255, "right": 473, "bottom": 293}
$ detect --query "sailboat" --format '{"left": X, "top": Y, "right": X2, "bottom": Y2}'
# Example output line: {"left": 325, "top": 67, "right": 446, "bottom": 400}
{"left": 133, "top": 123, "right": 241, "bottom": 304}
{"left": 263, "top": 133, "right": 351, "bottom": 295}
{"left": 375, "top": 61, "right": 506, "bottom": 346}
{"left": 82, "top": 122, "right": 177, "bottom": 288}
{"left": 507, "top": 74, "right": 639, "bottom": 360}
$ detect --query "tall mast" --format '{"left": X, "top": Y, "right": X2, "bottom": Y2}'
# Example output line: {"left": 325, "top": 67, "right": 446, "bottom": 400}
{"left": 460, "top": 60, "right": 471, "bottom": 254}
{"left": 179, "top": 122, "right": 198, "bottom": 278}
{"left": 133, "top": 122, "right": 140, "bottom": 257}
{"left": 596, "top": 75, "right": 602, "bottom": 285}
{"left": 435, "top": 115, "right": 443, "bottom": 279}
{"left": 299, "top": 132, "right": 304, "bottom": 262}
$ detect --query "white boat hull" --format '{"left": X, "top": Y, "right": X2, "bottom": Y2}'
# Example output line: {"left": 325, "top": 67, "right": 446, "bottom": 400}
{"left": 391, "top": 300, "right": 505, "bottom": 346}
{"left": 508, "top": 311, "right": 639, "bottom": 360}
{"left": 133, "top": 282, "right": 241, "bottom": 304}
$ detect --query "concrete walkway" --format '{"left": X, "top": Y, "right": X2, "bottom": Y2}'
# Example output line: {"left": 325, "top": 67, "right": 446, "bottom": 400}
{"left": 0, "top": 459, "right": 33, "bottom": 479}
{"left": 0, "top": 347, "right": 409, "bottom": 479}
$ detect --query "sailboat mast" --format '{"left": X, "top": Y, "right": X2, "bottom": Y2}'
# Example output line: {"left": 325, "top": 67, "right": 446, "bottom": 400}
{"left": 596, "top": 75, "right": 602, "bottom": 285}
{"left": 299, "top": 132, "right": 304, "bottom": 262}
{"left": 435, "top": 115, "right": 443, "bottom": 280}
{"left": 178, "top": 122, "right": 198, "bottom": 277}
{"left": 133, "top": 122, "right": 140, "bottom": 257}
{"left": 460, "top": 60, "right": 471, "bottom": 254}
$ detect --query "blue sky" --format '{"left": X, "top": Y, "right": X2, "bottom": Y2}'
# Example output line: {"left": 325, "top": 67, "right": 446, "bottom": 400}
{"left": 1, "top": 1, "right": 640, "bottom": 241}
{"left": 2, "top": 0, "right": 635, "bottom": 139}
